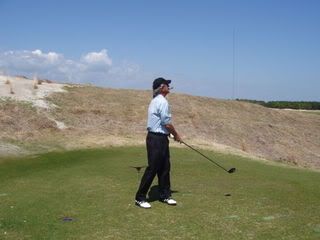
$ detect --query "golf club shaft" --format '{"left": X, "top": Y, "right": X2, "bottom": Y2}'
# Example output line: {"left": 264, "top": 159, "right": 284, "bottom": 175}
{"left": 181, "top": 141, "right": 229, "bottom": 173}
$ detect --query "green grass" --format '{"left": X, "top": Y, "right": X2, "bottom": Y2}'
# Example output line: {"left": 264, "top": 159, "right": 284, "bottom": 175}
{"left": 0, "top": 147, "right": 320, "bottom": 239}
{"left": 306, "top": 111, "right": 320, "bottom": 115}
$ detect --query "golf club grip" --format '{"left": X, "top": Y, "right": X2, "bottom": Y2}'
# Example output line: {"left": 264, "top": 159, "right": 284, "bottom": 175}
{"left": 181, "top": 141, "right": 228, "bottom": 172}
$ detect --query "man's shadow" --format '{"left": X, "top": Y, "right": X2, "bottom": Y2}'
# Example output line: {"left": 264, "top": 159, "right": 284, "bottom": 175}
{"left": 147, "top": 185, "right": 179, "bottom": 202}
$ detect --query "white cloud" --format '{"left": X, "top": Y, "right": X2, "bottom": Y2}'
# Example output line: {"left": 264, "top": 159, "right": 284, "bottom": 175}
{"left": 0, "top": 49, "right": 144, "bottom": 87}
{"left": 81, "top": 49, "right": 112, "bottom": 66}
{"left": 30, "top": 49, "right": 63, "bottom": 64}
{"left": 31, "top": 49, "right": 42, "bottom": 56}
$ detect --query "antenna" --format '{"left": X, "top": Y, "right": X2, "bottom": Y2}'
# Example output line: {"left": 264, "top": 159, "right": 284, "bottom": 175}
{"left": 232, "top": 28, "right": 236, "bottom": 100}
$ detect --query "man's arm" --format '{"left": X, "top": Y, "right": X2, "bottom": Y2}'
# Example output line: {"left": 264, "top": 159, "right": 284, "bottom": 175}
{"left": 165, "top": 123, "right": 182, "bottom": 143}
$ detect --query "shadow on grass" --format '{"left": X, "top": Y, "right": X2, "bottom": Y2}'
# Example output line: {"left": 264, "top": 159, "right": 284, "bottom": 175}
{"left": 147, "top": 185, "right": 179, "bottom": 202}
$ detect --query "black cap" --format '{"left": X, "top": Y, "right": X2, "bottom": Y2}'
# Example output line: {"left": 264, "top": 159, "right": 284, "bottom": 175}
{"left": 152, "top": 77, "right": 171, "bottom": 90}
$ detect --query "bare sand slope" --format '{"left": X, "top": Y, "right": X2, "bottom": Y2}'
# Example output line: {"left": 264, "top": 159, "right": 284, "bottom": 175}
{"left": 0, "top": 75, "right": 67, "bottom": 109}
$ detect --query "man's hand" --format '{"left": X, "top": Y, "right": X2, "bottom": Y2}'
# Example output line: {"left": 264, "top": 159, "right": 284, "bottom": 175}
{"left": 169, "top": 133, "right": 182, "bottom": 143}
{"left": 165, "top": 124, "right": 182, "bottom": 143}
{"left": 174, "top": 134, "right": 182, "bottom": 143}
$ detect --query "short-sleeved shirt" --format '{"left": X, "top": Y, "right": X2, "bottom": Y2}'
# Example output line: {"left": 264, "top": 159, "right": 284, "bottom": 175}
{"left": 147, "top": 94, "right": 171, "bottom": 135}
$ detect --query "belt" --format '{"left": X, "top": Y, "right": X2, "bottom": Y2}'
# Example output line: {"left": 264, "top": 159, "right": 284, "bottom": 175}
{"left": 148, "top": 131, "right": 169, "bottom": 137}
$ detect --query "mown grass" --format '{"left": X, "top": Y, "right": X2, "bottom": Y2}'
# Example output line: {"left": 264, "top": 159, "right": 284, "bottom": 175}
{"left": 0, "top": 147, "right": 320, "bottom": 239}
{"left": 306, "top": 111, "right": 320, "bottom": 115}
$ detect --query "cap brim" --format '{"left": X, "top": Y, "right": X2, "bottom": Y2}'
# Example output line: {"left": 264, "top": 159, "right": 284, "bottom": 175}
{"left": 165, "top": 80, "right": 171, "bottom": 85}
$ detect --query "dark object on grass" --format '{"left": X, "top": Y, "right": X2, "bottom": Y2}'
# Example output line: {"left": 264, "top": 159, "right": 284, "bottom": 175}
{"left": 181, "top": 141, "right": 236, "bottom": 174}
{"left": 130, "top": 166, "right": 147, "bottom": 173}
{"left": 62, "top": 217, "right": 74, "bottom": 222}
{"left": 224, "top": 193, "right": 232, "bottom": 197}
{"left": 130, "top": 166, "right": 147, "bottom": 182}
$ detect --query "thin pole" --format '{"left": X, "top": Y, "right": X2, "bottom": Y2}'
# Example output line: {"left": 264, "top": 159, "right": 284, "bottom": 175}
{"left": 232, "top": 28, "right": 236, "bottom": 100}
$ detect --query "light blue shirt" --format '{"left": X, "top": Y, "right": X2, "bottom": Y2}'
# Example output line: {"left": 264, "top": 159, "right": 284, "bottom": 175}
{"left": 147, "top": 94, "right": 172, "bottom": 134}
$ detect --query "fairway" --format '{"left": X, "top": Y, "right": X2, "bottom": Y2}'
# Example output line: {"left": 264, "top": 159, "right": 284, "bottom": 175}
{"left": 0, "top": 147, "right": 320, "bottom": 240}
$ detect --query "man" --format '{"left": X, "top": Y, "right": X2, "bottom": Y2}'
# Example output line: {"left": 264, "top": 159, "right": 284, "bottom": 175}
{"left": 135, "top": 77, "right": 182, "bottom": 209}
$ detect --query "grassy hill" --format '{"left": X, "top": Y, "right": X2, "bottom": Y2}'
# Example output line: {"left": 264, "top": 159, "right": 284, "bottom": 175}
{"left": 1, "top": 81, "right": 320, "bottom": 169}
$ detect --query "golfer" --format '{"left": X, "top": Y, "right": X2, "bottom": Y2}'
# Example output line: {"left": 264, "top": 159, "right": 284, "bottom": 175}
{"left": 135, "top": 77, "right": 182, "bottom": 209}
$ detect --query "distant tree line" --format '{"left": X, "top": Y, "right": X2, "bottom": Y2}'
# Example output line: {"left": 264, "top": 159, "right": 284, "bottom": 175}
{"left": 236, "top": 99, "right": 320, "bottom": 110}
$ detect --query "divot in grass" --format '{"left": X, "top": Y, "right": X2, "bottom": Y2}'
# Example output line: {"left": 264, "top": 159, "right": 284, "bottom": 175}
{"left": 61, "top": 217, "right": 75, "bottom": 222}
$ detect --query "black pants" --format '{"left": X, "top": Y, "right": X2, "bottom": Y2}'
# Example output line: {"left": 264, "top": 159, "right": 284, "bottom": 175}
{"left": 135, "top": 132, "right": 171, "bottom": 201}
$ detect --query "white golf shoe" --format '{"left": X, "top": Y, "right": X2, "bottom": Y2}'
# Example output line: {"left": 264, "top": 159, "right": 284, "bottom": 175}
{"left": 135, "top": 200, "right": 151, "bottom": 209}
{"left": 161, "top": 198, "right": 177, "bottom": 206}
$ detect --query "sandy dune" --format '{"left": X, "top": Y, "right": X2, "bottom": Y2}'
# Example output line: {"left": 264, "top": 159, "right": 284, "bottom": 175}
{"left": 0, "top": 75, "right": 67, "bottom": 109}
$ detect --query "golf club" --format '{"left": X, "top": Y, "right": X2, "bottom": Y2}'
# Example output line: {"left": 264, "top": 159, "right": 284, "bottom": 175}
{"left": 181, "top": 141, "right": 236, "bottom": 174}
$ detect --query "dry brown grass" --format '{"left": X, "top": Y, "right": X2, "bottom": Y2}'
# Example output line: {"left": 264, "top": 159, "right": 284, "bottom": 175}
{"left": 1, "top": 85, "right": 320, "bottom": 169}
{"left": 169, "top": 94, "right": 320, "bottom": 168}
{"left": 0, "top": 99, "right": 59, "bottom": 154}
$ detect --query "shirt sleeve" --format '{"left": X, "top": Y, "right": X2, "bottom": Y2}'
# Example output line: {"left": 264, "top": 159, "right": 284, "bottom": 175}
{"left": 159, "top": 100, "right": 172, "bottom": 125}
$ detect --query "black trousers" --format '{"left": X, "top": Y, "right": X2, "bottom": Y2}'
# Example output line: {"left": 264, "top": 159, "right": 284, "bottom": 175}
{"left": 135, "top": 132, "right": 171, "bottom": 201}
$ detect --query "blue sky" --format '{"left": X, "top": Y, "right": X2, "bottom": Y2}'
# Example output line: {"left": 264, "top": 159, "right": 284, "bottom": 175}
{"left": 0, "top": 0, "right": 319, "bottom": 101}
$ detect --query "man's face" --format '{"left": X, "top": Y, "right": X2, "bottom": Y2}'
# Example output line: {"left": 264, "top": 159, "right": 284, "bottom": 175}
{"left": 160, "top": 84, "right": 170, "bottom": 95}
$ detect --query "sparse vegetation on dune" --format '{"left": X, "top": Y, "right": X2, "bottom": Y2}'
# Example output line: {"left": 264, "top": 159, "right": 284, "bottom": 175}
{"left": 1, "top": 81, "right": 320, "bottom": 169}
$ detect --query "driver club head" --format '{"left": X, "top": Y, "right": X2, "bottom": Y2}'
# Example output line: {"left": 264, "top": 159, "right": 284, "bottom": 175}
{"left": 228, "top": 168, "right": 236, "bottom": 174}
